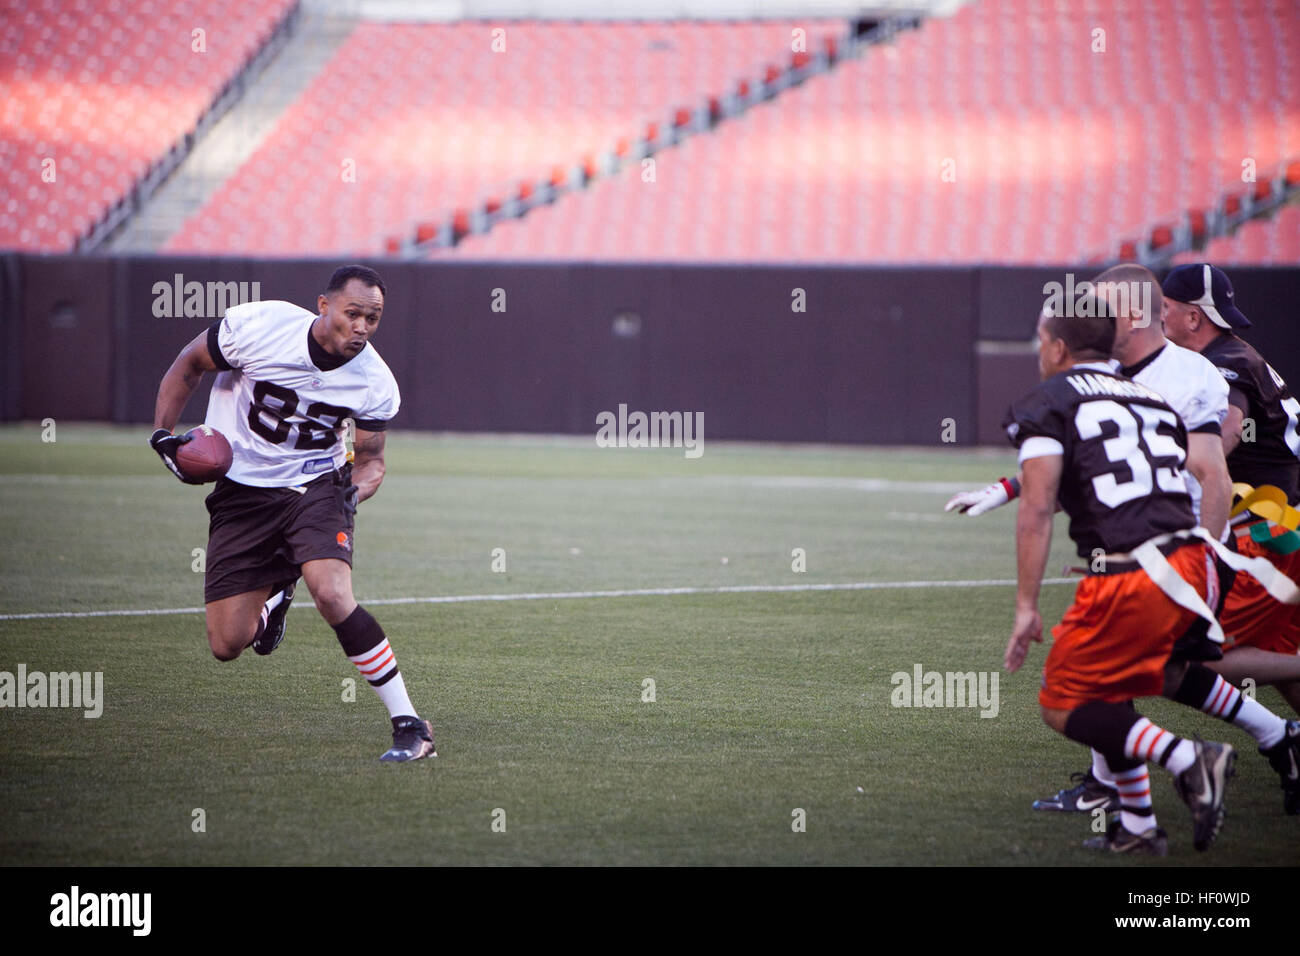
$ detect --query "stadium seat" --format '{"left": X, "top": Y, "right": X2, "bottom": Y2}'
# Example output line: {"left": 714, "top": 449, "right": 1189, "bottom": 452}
{"left": 439, "top": 0, "right": 1298, "bottom": 264}
{"left": 0, "top": 0, "right": 296, "bottom": 251}
{"left": 164, "top": 19, "right": 845, "bottom": 256}
{"left": 1171, "top": 205, "right": 1300, "bottom": 266}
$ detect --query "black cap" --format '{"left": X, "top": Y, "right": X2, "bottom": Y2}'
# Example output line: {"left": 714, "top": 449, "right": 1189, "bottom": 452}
{"left": 1162, "top": 263, "right": 1250, "bottom": 330}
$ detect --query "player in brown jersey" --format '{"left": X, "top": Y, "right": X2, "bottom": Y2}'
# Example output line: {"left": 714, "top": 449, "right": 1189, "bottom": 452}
{"left": 1004, "top": 295, "right": 1238, "bottom": 854}
{"left": 1163, "top": 263, "right": 1300, "bottom": 811}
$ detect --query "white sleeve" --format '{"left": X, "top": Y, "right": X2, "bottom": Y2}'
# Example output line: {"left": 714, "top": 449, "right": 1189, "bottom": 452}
{"left": 357, "top": 370, "right": 400, "bottom": 428}
{"left": 1183, "top": 360, "right": 1230, "bottom": 432}
{"left": 1018, "top": 436, "right": 1064, "bottom": 462}
{"left": 1206, "top": 361, "right": 1229, "bottom": 429}
{"left": 214, "top": 302, "right": 257, "bottom": 370}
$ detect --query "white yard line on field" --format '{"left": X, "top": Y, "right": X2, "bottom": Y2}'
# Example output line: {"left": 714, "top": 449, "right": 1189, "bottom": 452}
{"left": 0, "top": 474, "right": 981, "bottom": 493}
{"left": 0, "top": 577, "right": 1075, "bottom": 621}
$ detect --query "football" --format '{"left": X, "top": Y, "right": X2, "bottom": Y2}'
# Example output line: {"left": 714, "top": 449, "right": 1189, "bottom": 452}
{"left": 175, "top": 424, "right": 233, "bottom": 483}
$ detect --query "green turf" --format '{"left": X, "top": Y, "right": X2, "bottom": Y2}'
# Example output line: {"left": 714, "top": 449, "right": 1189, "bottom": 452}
{"left": 1, "top": 423, "right": 1296, "bottom": 865}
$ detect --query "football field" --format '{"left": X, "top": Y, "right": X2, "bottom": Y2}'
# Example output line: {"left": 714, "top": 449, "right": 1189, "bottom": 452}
{"left": 1, "top": 424, "right": 1296, "bottom": 866}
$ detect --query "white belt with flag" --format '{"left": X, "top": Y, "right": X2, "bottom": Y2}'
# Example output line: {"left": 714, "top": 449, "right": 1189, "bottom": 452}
{"left": 1106, "top": 527, "right": 1300, "bottom": 644}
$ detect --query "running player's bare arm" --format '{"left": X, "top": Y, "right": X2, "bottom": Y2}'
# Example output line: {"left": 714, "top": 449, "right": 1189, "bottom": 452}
{"left": 1006, "top": 454, "right": 1059, "bottom": 674}
{"left": 351, "top": 427, "right": 386, "bottom": 503}
{"left": 154, "top": 331, "right": 219, "bottom": 431}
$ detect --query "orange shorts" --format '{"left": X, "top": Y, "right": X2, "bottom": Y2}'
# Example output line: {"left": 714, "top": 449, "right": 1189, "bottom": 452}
{"left": 1220, "top": 528, "right": 1300, "bottom": 655}
{"left": 1039, "top": 543, "right": 1209, "bottom": 711}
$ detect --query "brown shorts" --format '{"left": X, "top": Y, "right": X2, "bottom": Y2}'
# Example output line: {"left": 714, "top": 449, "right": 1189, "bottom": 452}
{"left": 203, "top": 470, "right": 354, "bottom": 604}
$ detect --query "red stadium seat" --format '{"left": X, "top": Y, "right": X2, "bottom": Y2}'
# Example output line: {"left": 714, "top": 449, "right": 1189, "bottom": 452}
{"left": 1150, "top": 225, "right": 1175, "bottom": 249}
{"left": 452, "top": 209, "right": 471, "bottom": 240}
{"left": 14, "top": 4, "right": 1267, "bottom": 264}
{"left": 433, "top": 1, "right": 1296, "bottom": 264}
{"left": 1173, "top": 205, "right": 1300, "bottom": 266}
{"left": 0, "top": 0, "right": 296, "bottom": 251}
{"left": 165, "top": 19, "right": 843, "bottom": 257}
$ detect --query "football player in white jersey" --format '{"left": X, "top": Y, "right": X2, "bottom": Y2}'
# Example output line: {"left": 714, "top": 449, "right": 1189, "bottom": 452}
{"left": 946, "top": 264, "right": 1299, "bottom": 827}
{"left": 149, "top": 265, "right": 435, "bottom": 762}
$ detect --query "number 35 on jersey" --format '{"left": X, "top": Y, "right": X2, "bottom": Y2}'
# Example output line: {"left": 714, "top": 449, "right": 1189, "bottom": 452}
{"left": 1003, "top": 366, "right": 1197, "bottom": 558}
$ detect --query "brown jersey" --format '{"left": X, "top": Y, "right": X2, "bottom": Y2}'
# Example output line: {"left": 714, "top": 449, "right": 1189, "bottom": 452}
{"left": 1003, "top": 365, "right": 1196, "bottom": 558}
{"left": 1200, "top": 333, "right": 1300, "bottom": 502}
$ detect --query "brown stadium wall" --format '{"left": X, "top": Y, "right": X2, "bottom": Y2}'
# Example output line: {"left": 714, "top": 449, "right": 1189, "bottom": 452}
{"left": 0, "top": 254, "right": 20, "bottom": 421}
{"left": 14, "top": 256, "right": 116, "bottom": 422}
{"left": 3, "top": 254, "right": 1297, "bottom": 446}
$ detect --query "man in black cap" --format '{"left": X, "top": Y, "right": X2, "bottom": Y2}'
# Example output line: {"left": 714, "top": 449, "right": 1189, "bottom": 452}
{"left": 1162, "top": 263, "right": 1300, "bottom": 503}
{"left": 1163, "top": 263, "right": 1300, "bottom": 798}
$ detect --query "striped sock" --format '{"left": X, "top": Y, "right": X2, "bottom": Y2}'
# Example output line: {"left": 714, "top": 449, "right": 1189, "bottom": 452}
{"left": 332, "top": 606, "right": 419, "bottom": 722}
{"left": 1125, "top": 717, "right": 1196, "bottom": 776}
{"left": 351, "top": 638, "right": 396, "bottom": 684}
{"left": 1201, "top": 674, "right": 1285, "bottom": 748}
{"left": 1113, "top": 764, "right": 1156, "bottom": 835}
{"left": 348, "top": 639, "right": 416, "bottom": 719}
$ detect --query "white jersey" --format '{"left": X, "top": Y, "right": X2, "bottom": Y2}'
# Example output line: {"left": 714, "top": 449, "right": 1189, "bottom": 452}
{"left": 1113, "top": 341, "right": 1228, "bottom": 526}
{"left": 204, "top": 300, "right": 400, "bottom": 487}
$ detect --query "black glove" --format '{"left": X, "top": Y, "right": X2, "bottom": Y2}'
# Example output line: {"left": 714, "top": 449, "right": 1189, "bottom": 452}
{"left": 334, "top": 461, "right": 358, "bottom": 516}
{"left": 150, "top": 428, "right": 202, "bottom": 485}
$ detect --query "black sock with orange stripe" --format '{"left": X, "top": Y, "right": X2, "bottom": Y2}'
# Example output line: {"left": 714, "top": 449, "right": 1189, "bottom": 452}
{"left": 1123, "top": 716, "right": 1196, "bottom": 776}
{"left": 1112, "top": 762, "right": 1157, "bottom": 834}
{"left": 1063, "top": 700, "right": 1141, "bottom": 765}
{"left": 333, "top": 605, "right": 418, "bottom": 721}
{"left": 1173, "top": 663, "right": 1287, "bottom": 748}
{"left": 1064, "top": 703, "right": 1194, "bottom": 832}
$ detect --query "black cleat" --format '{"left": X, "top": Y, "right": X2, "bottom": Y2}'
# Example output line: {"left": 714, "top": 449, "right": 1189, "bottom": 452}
{"left": 1260, "top": 719, "right": 1300, "bottom": 815}
{"left": 252, "top": 580, "right": 296, "bottom": 656}
{"left": 1083, "top": 817, "right": 1168, "bottom": 856}
{"left": 1032, "top": 770, "right": 1120, "bottom": 813}
{"left": 380, "top": 716, "right": 436, "bottom": 762}
{"left": 1173, "top": 739, "right": 1236, "bottom": 851}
